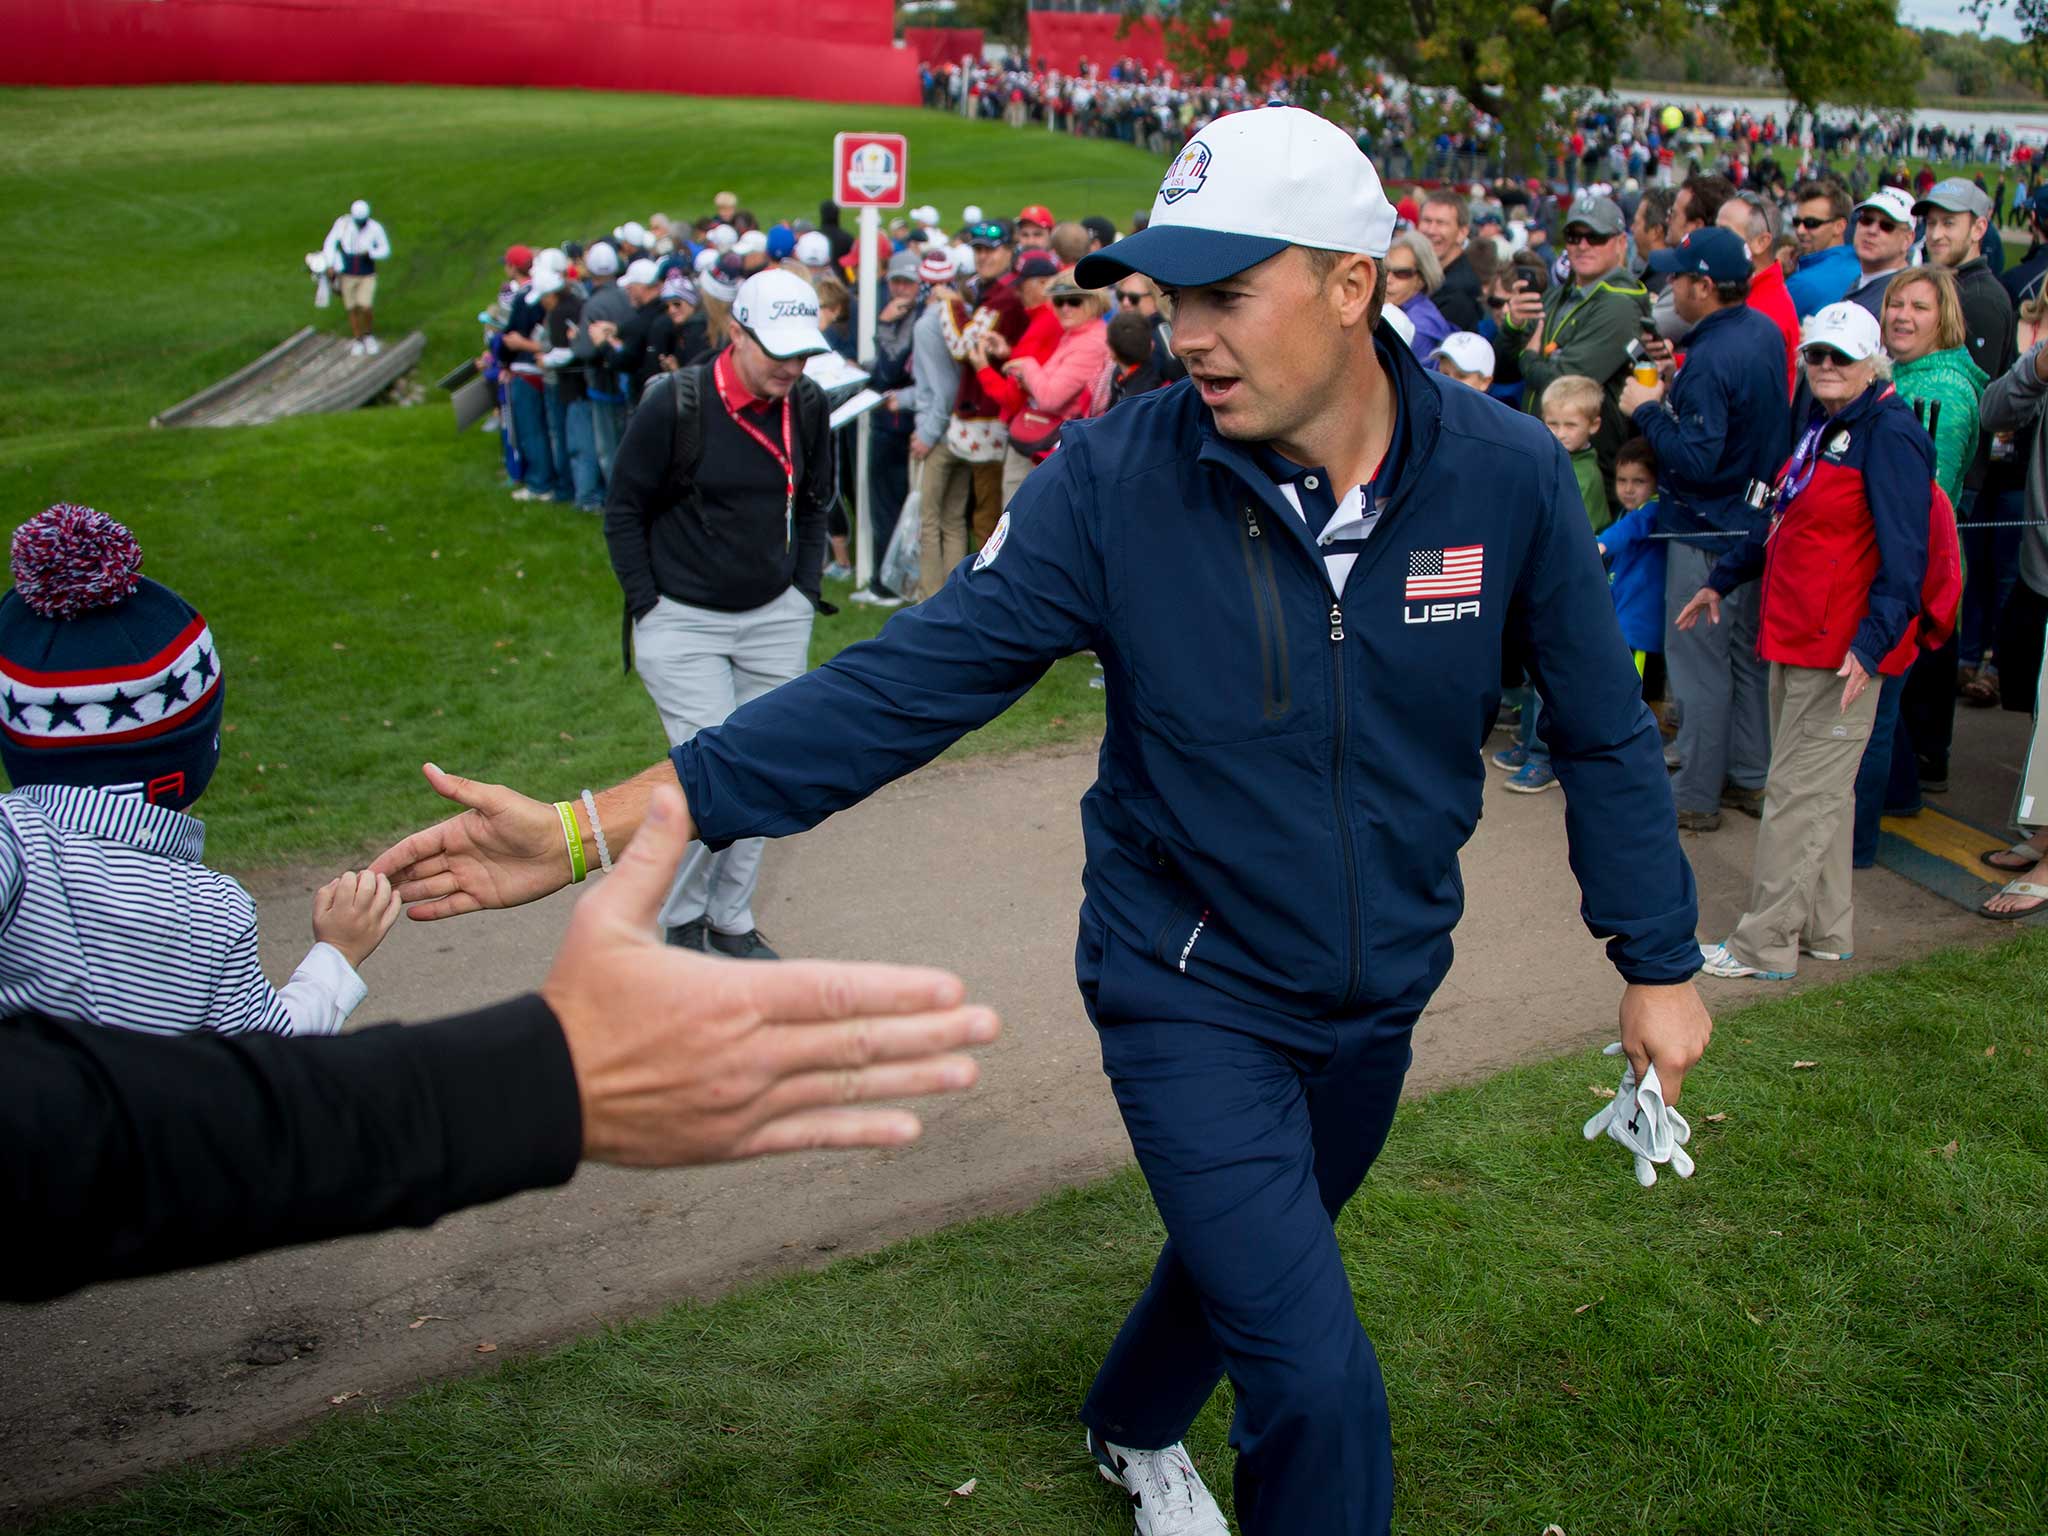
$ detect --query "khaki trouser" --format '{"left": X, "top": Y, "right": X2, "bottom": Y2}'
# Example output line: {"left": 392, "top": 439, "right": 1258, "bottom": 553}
{"left": 1725, "top": 661, "right": 1880, "bottom": 973}
{"left": 917, "top": 440, "right": 1005, "bottom": 598}
{"left": 1001, "top": 445, "right": 1037, "bottom": 509}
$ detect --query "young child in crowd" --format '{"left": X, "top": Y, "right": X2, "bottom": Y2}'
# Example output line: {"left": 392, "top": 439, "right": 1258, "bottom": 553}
{"left": 0, "top": 504, "right": 399, "bottom": 1036}
{"left": 1429, "top": 332, "right": 1495, "bottom": 392}
{"left": 1539, "top": 373, "right": 1611, "bottom": 533}
{"left": 1596, "top": 438, "right": 1669, "bottom": 703}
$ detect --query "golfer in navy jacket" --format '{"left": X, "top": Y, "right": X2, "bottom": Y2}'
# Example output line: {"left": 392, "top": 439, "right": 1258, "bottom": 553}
{"left": 375, "top": 107, "right": 1711, "bottom": 1536}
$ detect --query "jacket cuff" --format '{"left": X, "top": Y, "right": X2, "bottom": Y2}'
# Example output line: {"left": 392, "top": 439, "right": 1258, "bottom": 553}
{"left": 398, "top": 994, "right": 583, "bottom": 1205}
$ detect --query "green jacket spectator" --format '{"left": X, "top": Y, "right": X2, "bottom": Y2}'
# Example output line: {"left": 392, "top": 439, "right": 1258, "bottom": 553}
{"left": 1892, "top": 347, "right": 1987, "bottom": 506}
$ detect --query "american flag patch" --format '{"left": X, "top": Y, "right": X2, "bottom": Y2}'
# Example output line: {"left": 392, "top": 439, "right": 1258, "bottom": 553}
{"left": 1405, "top": 545, "right": 1484, "bottom": 600}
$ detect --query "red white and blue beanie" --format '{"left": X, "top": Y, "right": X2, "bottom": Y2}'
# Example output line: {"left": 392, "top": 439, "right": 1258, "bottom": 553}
{"left": 0, "top": 505, "right": 223, "bottom": 810}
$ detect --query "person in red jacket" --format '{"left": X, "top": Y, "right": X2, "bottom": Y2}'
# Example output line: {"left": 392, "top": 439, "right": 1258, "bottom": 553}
{"left": 965, "top": 249, "right": 1062, "bottom": 500}
{"left": 1677, "top": 303, "right": 1936, "bottom": 980}
{"left": 1717, "top": 191, "right": 1799, "bottom": 397}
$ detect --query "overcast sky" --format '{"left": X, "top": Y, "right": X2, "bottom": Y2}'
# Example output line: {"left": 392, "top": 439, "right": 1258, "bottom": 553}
{"left": 1902, "top": 0, "right": 2025, "bottom": 39}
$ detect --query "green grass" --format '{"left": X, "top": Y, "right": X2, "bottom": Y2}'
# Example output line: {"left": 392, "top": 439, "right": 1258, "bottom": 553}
{"left": 28, "top": 937, "right": 2048, "bottom": 1534}
{"left": 0, "top": 86, "right": 1146, "bottom": 867}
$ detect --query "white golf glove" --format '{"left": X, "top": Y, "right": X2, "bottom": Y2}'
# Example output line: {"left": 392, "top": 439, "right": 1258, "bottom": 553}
{"left": 1582, "top": 1042, "right": 1694, "bottom": 1187}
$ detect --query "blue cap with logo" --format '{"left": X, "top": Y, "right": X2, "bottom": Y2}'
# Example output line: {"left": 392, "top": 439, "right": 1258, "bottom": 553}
{"left": 1647, "top": 225, "right": 1752, "bottom": 284}
{"left": 1075, "top": 105, "right": 1396, "bottom": 290}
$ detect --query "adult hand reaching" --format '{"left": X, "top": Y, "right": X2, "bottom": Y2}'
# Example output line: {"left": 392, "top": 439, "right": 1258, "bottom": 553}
{"left": 545, "top": 784, "right": 999, "bottom": 1162}
{"left": 1674, "top": 586, "right": 1721, "bottom": 631}
{"left": 372, "top": 763, "right": 583, "bottom": 920}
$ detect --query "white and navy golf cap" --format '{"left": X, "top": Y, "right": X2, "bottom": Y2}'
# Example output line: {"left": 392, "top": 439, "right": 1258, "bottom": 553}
{"left": 1075, "top": 105, "right": 1397, "bottom": 290}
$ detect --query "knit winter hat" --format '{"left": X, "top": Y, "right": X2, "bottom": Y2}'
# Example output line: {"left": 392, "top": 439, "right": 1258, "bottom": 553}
{"left": 0, "top": 505, "right": 224, "bottom": 810}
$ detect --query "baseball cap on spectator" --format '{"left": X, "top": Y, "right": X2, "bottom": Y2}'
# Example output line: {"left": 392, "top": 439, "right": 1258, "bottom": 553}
{"left": 709, "top": 223, "right": 739, "bottom": 251}
{"left": 1015, "top": 249, "right": 1062, "bottom": 281}
{"left": 1913, "top": 177, "right": 1992, "bottom": 220}
{"left": 504, "top": 244, "right": 534, "bottom": 272}
{"left": 1080, "top": 214, "right": 1118, "bottom": 247}
{"left": 700, "top": 251, "right": 748, "bottom": 304}
{"left": 528, "top": 269, "right": 565, "bottom": 301}
{"left": 692, "top": 247, "right": 720, "bottom": 276}
{"left": 951, "top": 245, "right": 977, "bottom": 276}
{"left": 1429, "top": 332, "right": 1496, "bottom": 376}
{"left": 1473, "top": 207, "right": 1504, "bottom": 229}
{"left": 2026, "top": 185, "right": 2048, "bottom": 223}
{"left": 736, "top": 229, "right": 769, "bottom": 256}
{"left": 1561, "top": 191, "right": 1626, "bottom": 237}
{"left": 1647, "top": 225, "right": 1751, "bottom": 283}
{"left": 622, "top": 258, "right": 662, "bottom": 287}
{"left": 911, "top": 203, "right": 941, "bottom": 228}
{"left": 1018, "top": 203, "right": 1054, "bottom": 230}
{"left": 584, "top": 243, "right": 619, "bottom": 278}
{"left": 887, "top": 249, "right": 922, "bottom": 281}
{"left": 766, "top": 225, "right": 796, "bottom": 260}
{"left": 1854, "top": 186, "right": 1917, "bottom": 227}
{"left": 732, "top": 269, "right": 832, "bottom": 359}
{"left": 968, "top": 219, "right": 1014, "bottom": 249}
{"left": 795, "top": 231, "right": 833, "bottom": 268}
{"left": 533, "top": 247, "right": 570, "bottom": 277}
{"left": 918, "top": 249, "right": 954, "bottom": 283}
{"left": 661, "top": 273, "right": 699, "bottom": 305}
{"left": 615, "top": 221, "right": 652, "bottom": 247}
{"left": 1801, "top": 301, "right": 1883, "bottom": 361}
{"left": 350, "top": 198, "right": 371, "bottom": 220}
{"left": 1076, "top": 105, "right": 1396, "bottom": 290}
{"left": 1395, "top": 194, "right": 1421, "bottom": 226}
{"left": 961, "top": 204, "right": 985, "bottom": 226}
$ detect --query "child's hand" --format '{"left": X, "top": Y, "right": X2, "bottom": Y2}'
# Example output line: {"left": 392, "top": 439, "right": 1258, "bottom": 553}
{"left": 1597, "top": 541, "right": 1607, "bottom": 556}
{"left": 314, "top": 871, "right": 401, "bottom": 969}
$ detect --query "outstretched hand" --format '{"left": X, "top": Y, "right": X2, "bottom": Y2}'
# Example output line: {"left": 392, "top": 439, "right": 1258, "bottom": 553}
{"left": 370, "top": 763, "right": 577, "bottom": 921}
{"left": 545, "top": 784, "right": 1000, "bottom": 1163}
{"left": 1674, "top": 586, "right": 1721, "bottom": 632}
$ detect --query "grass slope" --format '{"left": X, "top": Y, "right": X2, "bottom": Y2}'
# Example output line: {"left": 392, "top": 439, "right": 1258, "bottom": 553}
{"left": 0, "top": 87, "right": 1146, "bottom": 866}
{"left": 27, "top": 935, "right": 2047, "bottom": 1534}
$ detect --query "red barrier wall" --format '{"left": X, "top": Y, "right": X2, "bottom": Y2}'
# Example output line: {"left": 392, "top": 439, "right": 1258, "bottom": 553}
{"left": 904, "top": 26, "right": 985, "bottom": 69}
{"left": 3, "top": 0, "right": 920, "bottom": 105}
{"left": 1026, "top": 11, "right": 1171, "bottom": 74}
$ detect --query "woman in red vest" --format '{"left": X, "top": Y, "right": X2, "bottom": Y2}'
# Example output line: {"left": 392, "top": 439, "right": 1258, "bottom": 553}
{"left": 1676, "top": 301, "right": 1941, "bottom": 980}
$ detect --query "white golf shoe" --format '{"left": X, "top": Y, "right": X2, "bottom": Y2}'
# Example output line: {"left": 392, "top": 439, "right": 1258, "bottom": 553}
{"left": 1089, "top": 1430, "right": 1231, "bottom": 1535}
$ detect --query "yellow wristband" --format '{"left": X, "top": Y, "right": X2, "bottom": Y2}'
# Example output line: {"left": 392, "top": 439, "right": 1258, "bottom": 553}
{"left": 555, "top": 800, "right": 587, "bottom": 884}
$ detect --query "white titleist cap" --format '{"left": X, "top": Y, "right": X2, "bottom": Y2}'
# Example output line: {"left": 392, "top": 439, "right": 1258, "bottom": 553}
{"left": 1853, "top": 186, "right": 1917, "bottom": 227}
{"left": 732, "top": 269, "right": 831, "bottom": 359}
{"left": 795, "top": 230, "right": 833, "bottom": 267}
{"left": 622, "top": 258, "right": 661, "bottom": 287}
{"left": 1430, "top": 331, "right": 1496, "bottom": 377}
{"left": 350, "top": 198, "right": 371, "bottom": 219}
{"left": 1801, "top": 302, "right": 1883, "bottom": 362}
{"left": 1076, "top": 105, "right": 1396, "bottom": 289}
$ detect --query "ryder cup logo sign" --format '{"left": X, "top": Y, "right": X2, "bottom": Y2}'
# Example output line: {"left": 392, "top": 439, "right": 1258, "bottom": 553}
{"left": 1159, "top": 142, "right": 1211, "bottom": 204}
{"left": 847, "top": 142, "right": 901, "bottom": 200}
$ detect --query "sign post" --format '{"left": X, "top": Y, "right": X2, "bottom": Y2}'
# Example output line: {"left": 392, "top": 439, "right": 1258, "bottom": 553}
{"left": 832, "top": 131, "right": 909, "bottom": 595}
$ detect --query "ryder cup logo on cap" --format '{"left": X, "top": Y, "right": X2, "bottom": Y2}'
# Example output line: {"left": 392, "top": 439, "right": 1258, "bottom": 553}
{"left": 1074, "top": 105, "right": 1396, "bottom": 290}
{"left": 1801, "top": 301, "right": 1883, "bottom": 362}
{"left": 732, "top": 269, "right": 831, "bottom": 359}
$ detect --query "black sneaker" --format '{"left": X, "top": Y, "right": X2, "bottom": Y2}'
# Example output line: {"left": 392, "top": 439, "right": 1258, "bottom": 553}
{"left": 1720, "top": 784, "right": 1765, "bottom": 818}
{"left": 664, "top": 919, "right": 708, "bottom": 950}
{"left": 708, "top": 928, "right": 779, "bottom": 960}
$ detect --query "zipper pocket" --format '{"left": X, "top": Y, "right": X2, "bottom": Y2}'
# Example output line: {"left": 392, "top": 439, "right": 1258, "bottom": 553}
{"left": 1237, "top": 506, "right": 1292, "bottom": 718}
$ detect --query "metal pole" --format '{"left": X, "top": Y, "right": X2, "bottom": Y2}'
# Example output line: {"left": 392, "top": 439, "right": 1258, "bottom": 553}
{"left": 855, "top": 204, "right": 880, "bottom": 593}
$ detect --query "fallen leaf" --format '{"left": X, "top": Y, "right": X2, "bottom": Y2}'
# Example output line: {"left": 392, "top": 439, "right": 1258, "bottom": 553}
{"left": 1589, "top": 1084, "right": 1616, "bottom": 1099}
{"left": 1543, "top": 1525, "right": 1567, "bottom": 1536}
{"left": 1792, "top": 1060, "right": 1818, "bottom": 1070}
{"left": 718, "top": 1425, "right": 744, "bottom": 1435}
{"left": 475, "top": 1342, "right": 498, "bottom": 1354}
{"left": 429, "top": 549, "right": 441, "bottom": 559}
{"left": 1985, "top": 1045, "right": 1997, "bottom": 1058}
{"left": 1557, "top": 1379, "right": 1581, "bottom": 1398}
{"left": 1744, "top": 1309, "right": 1765, "bottom": 1326}
{"left": 408, "top": 1315, "right": 446, "bottom": 1330}
{"left": 1572, "top": 1298, "right": 1602, "bottom": 1315}
{"left": 1705, "top": 1112, "right": 1728, "bottom": 1123}
{"left": 558, "top": 731, "right": 575, "bottom": 742}
{"left": 950, "top": 1479, "right": 977, "bottom": 1498}
{"left": 1767, "top": 1229, "right": 1783, "bottom": 1236}
{"left": 331, "top": 642, "right": 347, "bottom": 651}
{"left": 1937, "top": 1139, "right": 1958, "bottom": 1161}
{"left": 328, "top": 1390, "right": 361, "bottom": 1406}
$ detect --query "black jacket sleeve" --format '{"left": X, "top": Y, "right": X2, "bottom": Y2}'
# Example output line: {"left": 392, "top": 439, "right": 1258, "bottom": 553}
{"left": 603, "top": 382, "right": 677, "bottom": 622}
{"left": 794, "top": 382, "right": 833, "bottom": 605}
{"left": 1, "top": 996, "right": 582, "bottom": 1303}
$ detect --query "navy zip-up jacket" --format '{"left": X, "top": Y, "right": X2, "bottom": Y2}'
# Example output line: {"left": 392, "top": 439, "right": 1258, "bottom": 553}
{"left": 1636, "top": 303, "right": 1790, "bottom": 553}
{"left": 672, "top": 334, "right": 1700, "bottom": 1019}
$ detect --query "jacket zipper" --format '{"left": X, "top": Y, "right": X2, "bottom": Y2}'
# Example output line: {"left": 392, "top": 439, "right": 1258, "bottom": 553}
{"left": 1329, "top": 593, "right": 1361, "bottom": 1008}
{"left": 1239, "top": 507, "right": 1291, "bottom": 717}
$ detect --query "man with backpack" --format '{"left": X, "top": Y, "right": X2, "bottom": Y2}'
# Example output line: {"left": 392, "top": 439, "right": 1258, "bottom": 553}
{"left": 601, "top": 270, "right": 836, "bottom": 960}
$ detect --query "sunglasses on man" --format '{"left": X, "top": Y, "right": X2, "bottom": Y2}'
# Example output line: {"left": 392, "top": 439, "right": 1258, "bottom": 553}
{"left": 1856, "top": 212, "right": 1902, "bottom": 232}
{"left": 1115, "top": 289, "right": 1148, "bottom": 306}
{"left": 1791, "top": 215, "right": 1841, "bottom": 231}
{"left": 1562, "top": 227, "right": 1612, "bottom": 247}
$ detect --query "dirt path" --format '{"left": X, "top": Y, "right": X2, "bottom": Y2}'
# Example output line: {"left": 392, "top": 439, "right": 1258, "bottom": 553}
{"left": 0, "top": 729, "right": 2005, "bottom": 1516}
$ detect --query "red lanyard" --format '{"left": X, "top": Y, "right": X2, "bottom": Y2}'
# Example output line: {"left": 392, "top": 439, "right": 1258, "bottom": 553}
{"left": 714, "top": 352, "right": 795, "bottom": 548}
